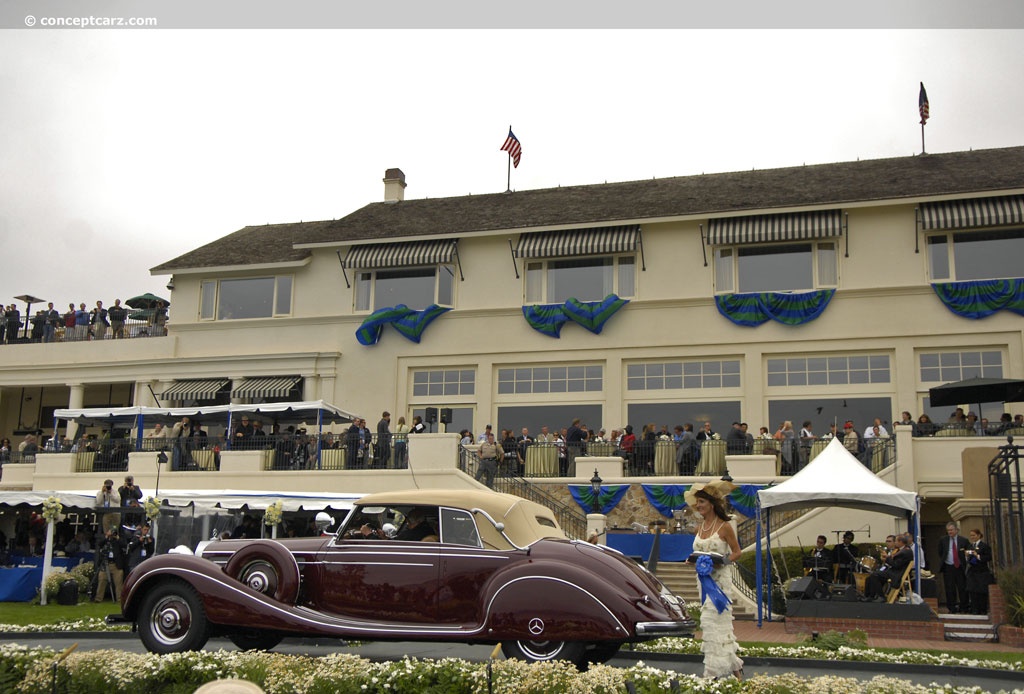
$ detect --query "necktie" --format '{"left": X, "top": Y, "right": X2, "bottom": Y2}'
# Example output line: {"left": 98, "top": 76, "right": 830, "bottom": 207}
{"left": 952, "top": 541, "right": 960, "bottom": 568}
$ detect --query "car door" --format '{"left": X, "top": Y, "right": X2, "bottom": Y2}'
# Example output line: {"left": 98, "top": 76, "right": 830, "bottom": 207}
{"left": 435, "top": 506, "right": 511, "bottom": 626}
{"left": 316, "top": 507, "right": 441, "bottom": 624}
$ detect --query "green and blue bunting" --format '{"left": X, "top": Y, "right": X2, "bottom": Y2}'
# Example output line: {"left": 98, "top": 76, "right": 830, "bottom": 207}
{"left": 564, "top": 295, "right": 630, "bottom": 334}
{"left": 523, "top": 294, "right": 629, "bottom": 338}
{"left": 642, "top": 484, "right": 691, "bottom": 518}
{"left": 715, "top": 289, "right": 834, "bottom": 327}
{"left": 356, "top": 304, "right": 451, "bottom": 345}
{"left": 569, "top": 484, "right": 630, "bottom": 515}
{"left": 932, "top": 279, "right": 1024, "bottom": 319}
{"left": 522, "top": 304, "right": 571, "bottom": 337}
{"left": 641, "top": 483, "right": 764, "bottom": 519}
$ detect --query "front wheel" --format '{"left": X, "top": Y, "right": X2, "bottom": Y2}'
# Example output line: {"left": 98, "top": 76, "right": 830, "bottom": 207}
{"left": 138, "top": 581, "right": 209, "bottom": 654}
{"left": 501, "top": 639, "right": 587, "bottom": 668}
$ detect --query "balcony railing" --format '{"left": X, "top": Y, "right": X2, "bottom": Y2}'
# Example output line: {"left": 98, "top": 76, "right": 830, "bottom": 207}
{"left": 3, "top": 314, "right": 169, "bottom": 344}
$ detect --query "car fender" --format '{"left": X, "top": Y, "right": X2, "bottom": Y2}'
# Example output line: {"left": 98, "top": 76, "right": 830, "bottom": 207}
{"left": 481, "top": 559, "right": 631, "bottom": 641}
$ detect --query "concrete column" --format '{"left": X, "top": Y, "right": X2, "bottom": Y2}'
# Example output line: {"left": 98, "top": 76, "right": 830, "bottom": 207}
{"left": 66, "top": 383, "right": 85, "bottom": 441}
{"left": 229, "top": 376, "right": 245, "bottom": 405}
{"left": 302, "top": 374, "right": 318, "bottom": 401}
{"left": 893, "top": 424, "right": 915, "bottom": 491}
{"left": 586, "top": 513, "right": 608, "bottom": 545}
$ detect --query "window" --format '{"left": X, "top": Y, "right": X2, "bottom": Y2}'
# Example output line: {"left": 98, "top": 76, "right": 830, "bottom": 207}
{"left": 714, "top": 242, "right": 838, "bottom": 294}
{"left": 525, "top": 256, "right": 635, "bottom": 304}
{"left": 412, "top": 369, "right": 475, "bottom": 397}
{"left": 919, "top": 350, "right": 1003, "bottom": 383}
{"left": 200, "top": 277, "right": 292, "bottom": 320}
{"left": 927, "top": 229, "right": 1024, "bottom": 282}
{"left": 767, "top": 355, "right": 890, "bottom": 387}
{"left": 440, "top": 508, "right": 481, "bottom": 547}
{"left": 355, "top": 266, "right": 455, "bottom": 311}
{"left": 626, "top": 360, "right": 741, "bottom": 390}
{"left": 497, "top": 365, "right": 603, "bottom": 394}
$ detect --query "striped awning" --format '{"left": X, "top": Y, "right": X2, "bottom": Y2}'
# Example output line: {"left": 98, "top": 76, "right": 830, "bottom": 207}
{"left": 708, "top": 210, "right": 843, "bottom": 245}
{"left": 920, "top": 194, "right": 1024, "bottom": 231}
{"left": 342, "top": 240, "right": 457, "bottom": 269}
{"left": 514, "top": 225, "right": 640, "bottom": 258}
{"left": 231, "top": 376, "right": 301, "bottom": 400}
{"left": 159, "top": 379, "right": 229, "bottom": 401}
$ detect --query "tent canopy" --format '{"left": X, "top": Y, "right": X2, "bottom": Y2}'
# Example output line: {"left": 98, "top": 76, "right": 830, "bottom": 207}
{"left": 757, "top": 437, "right": 917, "bottom": 516}
{"left": 52, "top": 400, "right": 358, "bottom": 428}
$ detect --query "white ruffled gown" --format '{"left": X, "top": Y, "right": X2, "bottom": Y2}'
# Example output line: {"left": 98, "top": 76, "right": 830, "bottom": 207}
{"left": 693, "top": 534, "right": 744, "bottom": 678}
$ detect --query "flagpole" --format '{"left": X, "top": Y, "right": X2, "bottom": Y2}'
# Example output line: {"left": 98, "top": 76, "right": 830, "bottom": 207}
{"left": 921, "top": 123, "right": 926, "bottom": 155}
{"left": 506, "top": 123, "right": 512, "bottom": 192}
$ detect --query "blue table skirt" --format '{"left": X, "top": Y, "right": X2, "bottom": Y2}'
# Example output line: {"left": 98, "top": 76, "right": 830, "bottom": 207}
{"left": 0, "top": 566, "right": 43, "bottom": 601}
{"left": 1, "top": 555, "right": 93, "bottom": 602}
{"left": 606, "top": 533, "right": 694, "bottom": 562}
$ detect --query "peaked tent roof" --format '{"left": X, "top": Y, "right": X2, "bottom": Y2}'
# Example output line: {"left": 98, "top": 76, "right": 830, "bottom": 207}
{"left": 757, "top": 437, "right": 916, "bottom": 516}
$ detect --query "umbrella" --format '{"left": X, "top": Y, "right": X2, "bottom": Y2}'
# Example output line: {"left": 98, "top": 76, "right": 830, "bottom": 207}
{"left": 128, "top": 309, "right": 156, "bottom": 321}
{"left": 125, "top": 293, "right": 169, "bottom": 310}
{"left": 928, "top": 377, "right": 1024, "bottom": 408}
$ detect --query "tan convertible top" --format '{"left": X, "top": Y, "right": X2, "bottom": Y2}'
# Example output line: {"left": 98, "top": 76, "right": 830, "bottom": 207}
{"left": 354, "top": 489, "right": 566, "bottom": 548}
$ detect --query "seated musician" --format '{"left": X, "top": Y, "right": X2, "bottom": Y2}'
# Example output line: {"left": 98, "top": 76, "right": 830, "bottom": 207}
{"left": 879, "top": 534, "right": 897, "bottom": 562}
{"left": 864, "top": 534, "right": 914, "bottom": 600}
{"left": 805, "top": 535, "right": 833, "bottom": 582}
{"left": 833, "top": 531, "right": 859, "bottom": 584}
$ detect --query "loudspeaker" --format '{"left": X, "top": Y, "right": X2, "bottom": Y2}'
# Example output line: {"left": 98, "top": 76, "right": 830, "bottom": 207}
{"left": 786, "top": 576, "right": 823, "bottom": 600}
{"left": 440, "top": 408, "right": 452, "bottom": 424}
{"left": 57, "top": 579, "right": 79, "bottom": 605}
{"left": 829, "top": 584, "right": 858, "bottom": 601}
{"left": 424, "top": 407, "right": 438, "bottom": 423}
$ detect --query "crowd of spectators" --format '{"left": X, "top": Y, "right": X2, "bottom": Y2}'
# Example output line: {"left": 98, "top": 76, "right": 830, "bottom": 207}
{"left": 1, "top": 299, "right": 167, "bottom": 344}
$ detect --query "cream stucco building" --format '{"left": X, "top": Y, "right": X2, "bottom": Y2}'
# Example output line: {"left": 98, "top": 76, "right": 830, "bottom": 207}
{"left": 2, "top": 146, "right": 1023, "bottom": 547}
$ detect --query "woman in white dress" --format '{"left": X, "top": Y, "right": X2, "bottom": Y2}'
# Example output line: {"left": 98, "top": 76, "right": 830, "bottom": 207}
{"left": 687, "top": 481, "right": 744, "bottom": 679}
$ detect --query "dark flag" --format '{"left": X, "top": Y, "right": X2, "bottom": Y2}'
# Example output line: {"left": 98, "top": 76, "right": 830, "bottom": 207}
{"left": 501, "top": 128, "right": 522, "bottom": 168}
{"left": 919, "top": 82, "right": 930, "bottom": 126}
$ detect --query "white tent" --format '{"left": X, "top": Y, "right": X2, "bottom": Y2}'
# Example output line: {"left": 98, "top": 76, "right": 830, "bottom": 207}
{"left": 758, "top": 437, "right": 917, "bottom": 515}
{"left": 754, "top": 437, "right": 921, "bottom": 623}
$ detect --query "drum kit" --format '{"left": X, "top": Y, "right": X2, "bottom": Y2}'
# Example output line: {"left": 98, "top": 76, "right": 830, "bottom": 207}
{"left": 852, "top": 556, "right": 877, "bottom": 594}
{"left": 799, "top": 552, "right": 881, "bottom": 598}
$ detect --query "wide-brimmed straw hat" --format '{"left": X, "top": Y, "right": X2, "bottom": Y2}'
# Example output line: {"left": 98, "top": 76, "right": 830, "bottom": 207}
{"left": 683, "top": 479, "right": 737, "bottom": 508}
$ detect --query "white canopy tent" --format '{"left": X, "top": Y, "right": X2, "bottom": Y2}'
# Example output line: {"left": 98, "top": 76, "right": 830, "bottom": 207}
{"left": 51, "top": 400, "right": 360, "bottom": 458}
{"left": 0, "top": 488, "right": 362, "bottom": 604}
{"left": 754, "top": 437, "right": 921, "bottom": 623}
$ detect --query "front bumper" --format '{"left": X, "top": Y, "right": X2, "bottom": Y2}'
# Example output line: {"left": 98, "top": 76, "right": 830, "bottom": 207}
{"left": 634, "top": 619, "right": 696, "bottom": 637}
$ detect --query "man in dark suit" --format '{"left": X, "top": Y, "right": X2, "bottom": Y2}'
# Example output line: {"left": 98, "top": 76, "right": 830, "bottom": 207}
{"left": 864, "top": 534, "right": 914, "bottom": 600}
{"left": 938, "top": 521, "right": 970, "bottom": 613}
{"left": 833, "top": 531, "right": 859, "bottom": 585}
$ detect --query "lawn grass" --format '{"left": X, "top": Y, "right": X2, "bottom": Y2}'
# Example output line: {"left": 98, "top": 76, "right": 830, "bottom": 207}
{"left": 736, "top": 640, "right": 1023, "bottom": 665}
{"left": 0, "top": 601, "right": 119, "bottom": 626}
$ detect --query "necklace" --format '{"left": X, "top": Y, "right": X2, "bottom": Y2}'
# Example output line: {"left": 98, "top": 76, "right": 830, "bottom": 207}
{"left": 699, "top": 518, "right": 720, "bottom": 538}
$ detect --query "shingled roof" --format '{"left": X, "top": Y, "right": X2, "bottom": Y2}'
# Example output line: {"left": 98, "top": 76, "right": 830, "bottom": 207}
{"left": 152, "top": 146, "right": 1024, "bottom": 272}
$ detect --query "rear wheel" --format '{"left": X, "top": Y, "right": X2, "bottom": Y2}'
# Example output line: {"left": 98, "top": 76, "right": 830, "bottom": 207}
{"left": 229, "top": 630, "right": 284, "bottom": 651}
{"left": 501, "top": 639, "right": 587, "bottom": 668}
{"left": 138, "top": 581, "right": 209, "bottom": 654}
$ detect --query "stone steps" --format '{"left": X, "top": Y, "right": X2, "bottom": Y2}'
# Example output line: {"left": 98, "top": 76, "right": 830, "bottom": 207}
{"left": 655, "top": 561, "right": 755, "bottom": 619}
{"left": 938, "top": 613, "right": 998, "bottom": 642}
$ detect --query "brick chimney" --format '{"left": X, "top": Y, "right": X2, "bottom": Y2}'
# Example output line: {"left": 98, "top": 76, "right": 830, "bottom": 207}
{"left": 383, "top": 168, "right": 406, "bottom": 203}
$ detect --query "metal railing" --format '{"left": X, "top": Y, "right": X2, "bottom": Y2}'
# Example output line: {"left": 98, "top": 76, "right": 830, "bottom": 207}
{"left": 460, "top": 445, "right": 588, "bottom": 540}
{"left": 2, "top": 314, "right": 169, "bottom": 344}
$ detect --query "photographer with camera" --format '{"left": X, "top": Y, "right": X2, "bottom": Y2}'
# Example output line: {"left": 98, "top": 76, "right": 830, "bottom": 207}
{"left": 119, "top": 475, "right": 143, "bottom": 525}
{"left": 126, "top": 523, "right": 155, "bottom": 572}
{"left": 95, "top": 479, "right": 119, "bottom": 533}
{"left": 94, "top": 527, "right": 127, "bottom": 602}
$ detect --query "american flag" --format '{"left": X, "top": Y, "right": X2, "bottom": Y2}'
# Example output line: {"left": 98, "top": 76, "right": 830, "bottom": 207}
{"left": 501, "top": 128, "right": 522, "bottom": 168}
{"left": 919, "top": 82, "right": 929, "bottom": 126}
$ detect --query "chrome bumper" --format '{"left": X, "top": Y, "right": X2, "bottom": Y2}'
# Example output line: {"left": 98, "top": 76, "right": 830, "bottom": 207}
{"left": 635, "top": 619, "right": 696, "bottom": 637}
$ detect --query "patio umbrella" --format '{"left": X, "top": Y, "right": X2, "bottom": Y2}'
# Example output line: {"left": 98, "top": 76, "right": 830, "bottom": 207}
{"left": 928, "top": 377, "right": 1024, "bottom": 408}
{"left": 125, "top": 293, "right": 169, "bottom": 310}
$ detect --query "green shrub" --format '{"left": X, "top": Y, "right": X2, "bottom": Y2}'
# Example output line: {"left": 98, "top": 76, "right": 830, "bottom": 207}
{"left": 799, "top": 629, "right": 868, "bottom": 650}
{"left": 997, "top": 564, "right": 1024, "bottom": 628}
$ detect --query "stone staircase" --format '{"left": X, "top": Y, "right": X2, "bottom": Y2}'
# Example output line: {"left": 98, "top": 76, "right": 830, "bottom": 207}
{"left": 656, "top": 561, "right": 755, "bottom": 620}
{"left": 939, "top": 612, "right": 998, "bottom": 642}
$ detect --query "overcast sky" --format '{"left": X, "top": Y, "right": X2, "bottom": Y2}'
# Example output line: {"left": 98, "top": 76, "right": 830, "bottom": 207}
{"left": 1, "top": 28, "right": 1022, "bottom": 312}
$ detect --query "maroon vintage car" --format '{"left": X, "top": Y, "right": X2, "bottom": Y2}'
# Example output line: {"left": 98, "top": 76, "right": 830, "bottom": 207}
{"left": 121, "top": 489, "right": 693, "bottom": 666}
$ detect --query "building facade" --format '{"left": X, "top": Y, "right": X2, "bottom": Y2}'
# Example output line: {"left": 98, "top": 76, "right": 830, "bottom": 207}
{"left": 1, "top": 147, "right": 1022, "bottom": 537}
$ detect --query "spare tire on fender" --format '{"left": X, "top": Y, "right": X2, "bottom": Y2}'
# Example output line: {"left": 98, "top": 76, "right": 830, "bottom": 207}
{"left": 223, "top": 541, "right": 301, "bottom": 604}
